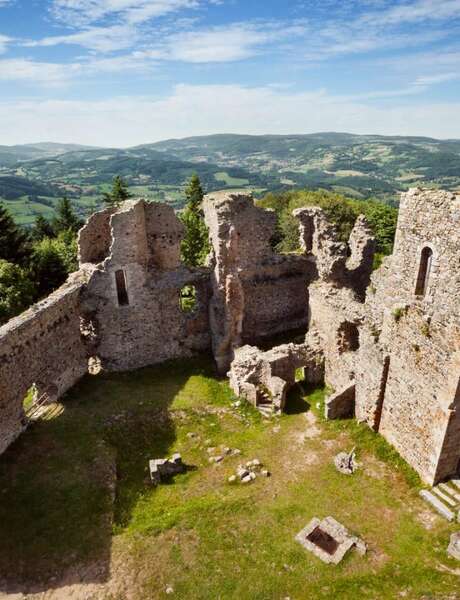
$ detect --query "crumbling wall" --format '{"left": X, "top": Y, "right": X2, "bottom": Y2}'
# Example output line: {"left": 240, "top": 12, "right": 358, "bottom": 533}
{"left": 0, "top": 280, "right": 88, "bottom": 454}
{"left": 80, "top": 200, "right": 212, "bottom": 371}
{"left": 355, "top": 189, "right": 460, "bottom": 485}
{"left": 228, "top": 341, "right": 324, "bottom": 412}
{"left": 203, "top": 192, "right": 314, "bottom": 372}
{"left": 78, "top": 207, "right": 113, "bottom": 265}
{"left": 293, "top": 206, "right": 375, "bottom": 396}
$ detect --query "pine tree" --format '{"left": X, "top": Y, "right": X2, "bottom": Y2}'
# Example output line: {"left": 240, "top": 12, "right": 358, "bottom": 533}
{"left": 0, "top": 203, "right": 30, "bottom": 264}
{"left": 103, "top": 175, "right": 132, "bottom": 207}
{"left": 179, "top": 175, "right": 210, "bottom": 267}
{"left": 31, "top": 215, "right": 55, "bottom": 241}
{"left": 53, "top": 196, "right": 83, "bottom": 234}
{"left": 185, "top": 174, "right": 204, "bottom": 210}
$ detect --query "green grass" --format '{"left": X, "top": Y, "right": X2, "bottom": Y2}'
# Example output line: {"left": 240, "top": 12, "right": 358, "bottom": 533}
{"left": 0, "top": 357, "right": 458, "bottom": 598}
{"left": 214, "top": 171, "right": 250, "bottom": 186}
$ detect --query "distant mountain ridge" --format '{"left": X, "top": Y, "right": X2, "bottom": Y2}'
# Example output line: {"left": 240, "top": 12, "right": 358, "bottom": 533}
{"left": 1, "top": 132, "right": 459, "bottom": 225}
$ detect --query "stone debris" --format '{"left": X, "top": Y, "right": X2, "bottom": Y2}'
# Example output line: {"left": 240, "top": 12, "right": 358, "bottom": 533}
{"left": 230, "top": 459, "right": 266, "bottom": 484}
{"left": 165, "top": 585, "right": 174, "bottom": 595}
{"left": 149, "top": 453, "right": 186, "bottom": 486}
{"left": 296, "top": 516, "right": 366, "bottom": 565}
{"left": 447, "top": 532, "right": 460, "bottom": 560}
{"left": 209, "top": 455, "right": 224, "bottom": 464}
{"left": 334, "top": 448, "right": 358, "bottom": 475}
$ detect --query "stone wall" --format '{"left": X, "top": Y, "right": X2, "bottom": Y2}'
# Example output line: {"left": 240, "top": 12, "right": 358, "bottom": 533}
{"left": 355, "top": 189, "right": 460, "bottom": 484}
{"left": 80, "top": 200, "right": 212, "bottom": 371}
{"left": 0, "top": 186, "right": 458, "bottom": 488}
{"left": 0, "top": 279, "right": 88, "bottom": 454}
{"left": 203, "top": 192, "right": 314, "bottom": 372}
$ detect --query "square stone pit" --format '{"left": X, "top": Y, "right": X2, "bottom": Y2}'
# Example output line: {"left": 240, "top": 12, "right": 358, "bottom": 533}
{"left": 295, "top": 516, "right": 366, "bottom": 565}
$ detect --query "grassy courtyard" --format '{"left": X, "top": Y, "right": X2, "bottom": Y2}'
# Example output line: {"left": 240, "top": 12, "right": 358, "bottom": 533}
{"left": 0, "top": 356, "right": 458, "bottom": 599}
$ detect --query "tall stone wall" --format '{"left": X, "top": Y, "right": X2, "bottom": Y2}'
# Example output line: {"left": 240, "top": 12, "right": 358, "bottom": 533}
{"left": 0, "top": 280, "right": 88, "bottom": 454}
{"left": 203, "top": 192, "right": 314, "bottom": 372}
{"left": 355, "top": 189, "right": 460, "bottom": 485}
{"left": 294, "top": 206, "right": 376, "bottom": 394}
{"left": 80, "top": 200, "right": 212, "bottom": 371}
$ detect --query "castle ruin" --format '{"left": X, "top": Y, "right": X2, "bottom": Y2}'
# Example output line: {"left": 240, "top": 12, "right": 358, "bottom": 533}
{"left": 0, "top": 188, "right": 458, "bottom": 486}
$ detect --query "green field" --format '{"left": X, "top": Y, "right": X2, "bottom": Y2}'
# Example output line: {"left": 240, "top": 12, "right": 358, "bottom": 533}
{"left": 0, "top": 356, "right": 458, "bottom": 599}
{"left": 214, "top": 171, "right": 250, "bottom": 186}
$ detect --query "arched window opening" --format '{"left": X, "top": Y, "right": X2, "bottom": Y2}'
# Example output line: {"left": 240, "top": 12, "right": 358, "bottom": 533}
{"left": 337, "top": 322, "right": 360, "bottom": 353}
{"left": 415, "top": 247, "right": 433, "bottom": 297}
{"left": 180, "top": 285, "right": 197, "bottom": 313}
{"left": 115, "top": 269, "right": 129, "bottom": 306}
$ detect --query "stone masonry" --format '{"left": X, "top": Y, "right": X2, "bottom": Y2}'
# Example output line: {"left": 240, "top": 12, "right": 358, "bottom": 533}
{"left": 0, "top": 188, "right": 458, "bottom": 486}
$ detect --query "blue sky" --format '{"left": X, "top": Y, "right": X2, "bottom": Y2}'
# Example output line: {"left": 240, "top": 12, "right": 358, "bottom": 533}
{"left": 0, "top": 0, "right": 460, "bottom": 145}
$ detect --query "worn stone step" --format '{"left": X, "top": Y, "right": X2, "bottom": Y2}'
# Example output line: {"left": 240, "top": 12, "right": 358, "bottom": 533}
{"left": 451, "top": 479, "right": 460, "bottom": 491}
{"left": 439, "top": 482, "right": 460, "bottom": 504}
{"left": 419, "top": 490, "right": 455, "bottom": 521}
{"left": 257, "top": 405, "right": 273, "bottom": 417}
{"left": 432, "top": 485, "right": 458, "bottom": 507}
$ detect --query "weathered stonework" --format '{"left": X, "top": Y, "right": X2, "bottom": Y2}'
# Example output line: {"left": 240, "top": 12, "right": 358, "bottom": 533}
{"left": 0, "top": 276, "right": 89, "bottom": 454}
{"left": 228, "top": 341, "right": 323, "bottom": 413}
{"left": 203, "top": 192, "right": 315, "bottom": 372}
{"left": 354, "top": 189, "right": 460, "bottom": 485}
{"left": 0, "top": 187, "right": 458, "bottom": 488}
{"left": 80, "top": 200, "right": 211, "bottom": 371}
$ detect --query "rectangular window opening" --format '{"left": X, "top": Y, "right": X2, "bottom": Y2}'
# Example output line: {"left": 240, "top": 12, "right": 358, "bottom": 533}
{"left": 115, "top": 269, "right": 130, "bottom": 306}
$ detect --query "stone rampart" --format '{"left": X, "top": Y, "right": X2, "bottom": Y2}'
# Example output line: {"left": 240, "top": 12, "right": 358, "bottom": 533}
{"left": 0, "top": 279, "right": 88, "bottom": 454}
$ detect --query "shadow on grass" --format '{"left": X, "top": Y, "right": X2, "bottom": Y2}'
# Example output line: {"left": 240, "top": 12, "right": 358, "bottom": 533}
{"left": 284, "top": 383, "right": 311, "bottom": 415}
{"left": 0, "top": 356, "right": 214, "bottom": 594}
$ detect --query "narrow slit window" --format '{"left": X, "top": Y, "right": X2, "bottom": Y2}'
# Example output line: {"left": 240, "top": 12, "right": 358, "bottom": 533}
{"left": 415, "top": 247, "right": 433, "bottom": 297}
{"left": 115, "top": 269, "right": 129, "bottom": 306}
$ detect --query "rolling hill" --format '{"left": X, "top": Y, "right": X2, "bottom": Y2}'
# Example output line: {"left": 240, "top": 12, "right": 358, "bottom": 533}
{"left": 0, "top": 133, "right": 459, "bottom": 226}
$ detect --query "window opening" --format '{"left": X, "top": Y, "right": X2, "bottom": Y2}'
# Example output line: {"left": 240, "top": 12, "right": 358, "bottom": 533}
{"left": 115, "top": 269, "right": 129, "bottom": 306}
{"left": 415, "top": 247, "right": 433, "bottom": 297}
{"left": 180, "top": 285, "right": 197, "bottom": 313}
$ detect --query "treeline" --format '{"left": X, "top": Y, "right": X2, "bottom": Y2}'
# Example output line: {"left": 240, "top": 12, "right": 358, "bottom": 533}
{"left": 0, "top": 197, "right": 82, "bottom": 325}
{"left": 257, "top": 189, "right": 398, "bottom": 265}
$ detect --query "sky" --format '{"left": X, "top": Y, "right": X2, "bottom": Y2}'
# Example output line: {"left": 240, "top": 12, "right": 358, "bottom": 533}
{"left": 0, "top": 0, "right": 460, "bottom": 146}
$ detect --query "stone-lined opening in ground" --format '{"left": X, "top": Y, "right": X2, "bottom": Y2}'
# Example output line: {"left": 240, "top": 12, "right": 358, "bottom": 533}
{"left": 306, "top": 526, "right": 339, "bottom": 555}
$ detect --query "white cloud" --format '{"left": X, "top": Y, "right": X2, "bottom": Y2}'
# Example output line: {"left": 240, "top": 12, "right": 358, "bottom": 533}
{"left": 140, "top": 22, "right": 307, "bottom": 63}
{"left": 414, "top": 72, "right": 460, "bottom": 85}
{"left": 0, "top": 34, "right": 11, "bottom": 54}
{"left": 25, "top": 24, "right": 138, "bottom": 53}
{"left": 0, "top": 54, "right": 155, "bottom": 84}
{"left": 362, "top": 0, "right": 460, "bottom": 26}
{"left": 0, "top": 84, "right": 459, "bottom": 146}
{"left": 0, "top": 58, "right": 78, "bottom": 83}
{"left": 50, "top": 0, "right": 200, "bottom": 26}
